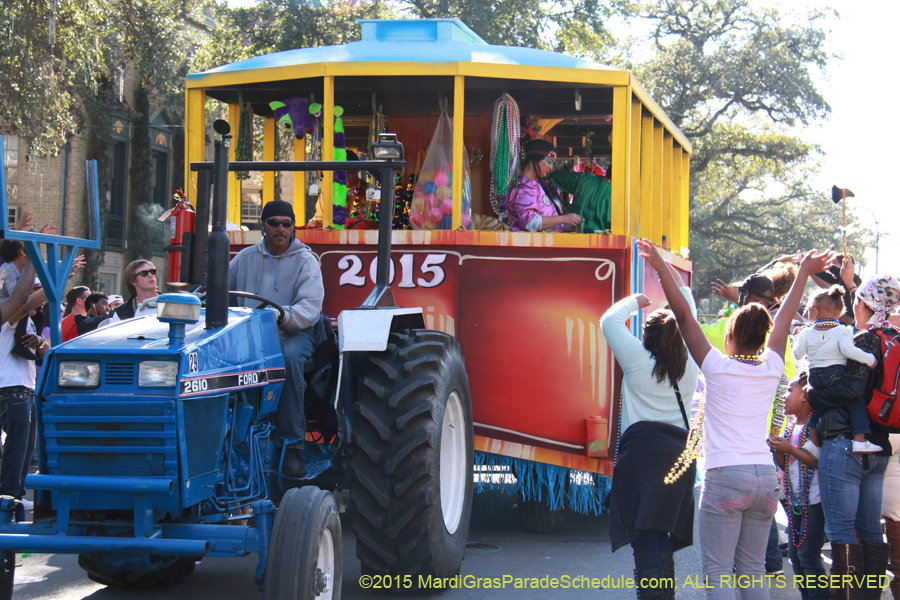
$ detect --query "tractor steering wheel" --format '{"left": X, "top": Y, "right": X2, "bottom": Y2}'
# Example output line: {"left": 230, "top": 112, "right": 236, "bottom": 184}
{"left": 228, "top": 291, "right": 287, "bottom": 324}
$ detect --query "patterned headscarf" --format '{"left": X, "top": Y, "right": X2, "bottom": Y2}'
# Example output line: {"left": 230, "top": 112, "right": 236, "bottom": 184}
{"left": 856, "top": 274, "right": 900, "bottom": 327}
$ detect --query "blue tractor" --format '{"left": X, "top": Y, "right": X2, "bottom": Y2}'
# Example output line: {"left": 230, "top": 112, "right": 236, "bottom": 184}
{"left": 0, "top": 125, "right": 474, "bottom": 599}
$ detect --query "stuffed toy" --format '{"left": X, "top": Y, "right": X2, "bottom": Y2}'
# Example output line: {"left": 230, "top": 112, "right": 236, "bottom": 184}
{"left": 269, "top": 97, "right": 348, "bottom": 229}
{"left": 270, "top": 97, "right": 316, "bottom": 139}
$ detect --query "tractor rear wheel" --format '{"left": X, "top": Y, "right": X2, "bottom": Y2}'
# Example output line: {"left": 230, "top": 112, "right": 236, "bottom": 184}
{"left": 349, "top": 329, "right": 474, "bottom": 588}
{"left": 263, "top": 486, "right": 342, "bottom": 600}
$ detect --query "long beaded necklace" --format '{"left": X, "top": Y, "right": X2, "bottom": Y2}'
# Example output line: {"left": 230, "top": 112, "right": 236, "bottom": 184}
{"left": 782, "top": 418, "right": 814, "bottom": 548}
{"left": 814, "top": 318, "right": 841, "bottom": 329}
{"left": 489, "top": 93, "right": 520, "bottom": 219}
{"left": 664, "top": 392, "right": 705, "bottom": 484}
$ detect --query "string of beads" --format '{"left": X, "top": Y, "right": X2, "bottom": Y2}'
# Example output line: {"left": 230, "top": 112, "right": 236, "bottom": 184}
{"left": 782, "top": 418, "right": 814, "bottom": 548}
{"left": 730, "top": 354, "right": 764, "bottom": 365}
{"left": 664, "top": 392, "right": 705, "bottom": 484}
{"left": 489, "top": 93, "right": 520, "bottom": 219}
{"left": 814, "top": 318, "right": 841, "bottom": 328}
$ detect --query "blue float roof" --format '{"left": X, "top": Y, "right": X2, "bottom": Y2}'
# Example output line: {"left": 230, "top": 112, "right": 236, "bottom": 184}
{"left": 189, "top": 18, "right": 616, "bottom": 79}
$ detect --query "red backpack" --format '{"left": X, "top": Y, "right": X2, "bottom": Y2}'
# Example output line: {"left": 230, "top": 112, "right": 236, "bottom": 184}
{"left": 867, "top": 328, "right": 900, "bottom": 432}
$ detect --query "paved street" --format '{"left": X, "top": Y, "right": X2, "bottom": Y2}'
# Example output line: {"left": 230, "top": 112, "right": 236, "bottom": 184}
{"left": 10, "top": 487, "right": 894, "bottom": 599}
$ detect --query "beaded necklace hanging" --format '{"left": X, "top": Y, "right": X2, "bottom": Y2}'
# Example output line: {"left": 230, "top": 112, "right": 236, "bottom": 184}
{"left": 782, "top": 418, "right": 814, "bottom": 548}
{"left": 730, "top": 354, "right": 764, "bottom": 365}
{"left": 814, "top": 318, "right": 841, "bottom": 328}
{"left": 309, "top": 112, "right": 323, "bottom": 187}
{"left": 235, "top": 104, "right": 253, "bottom": 181}
{"left": 489, "top": 93, "right": 520, "bottom": 219}
{"left": 664, "top": 392, "right": 706, "bottom": 484}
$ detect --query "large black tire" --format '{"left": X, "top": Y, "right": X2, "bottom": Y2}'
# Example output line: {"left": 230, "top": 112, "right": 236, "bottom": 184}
{"left": 517, "top": 498, "right": 565, "bottom": 534}
{"left": 77, "top": 554, "right": 198, "bottom": 588}
{"left": 264, "top": 486, "right": 342, "bottom": 600}
{"left": 0, "top": 550, "right": 14, "bottom": 600}
{"left": 350, "top": 329, "right": 474, "bottom": 586}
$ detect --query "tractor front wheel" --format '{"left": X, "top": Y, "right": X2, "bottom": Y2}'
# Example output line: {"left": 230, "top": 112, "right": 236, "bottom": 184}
{"left": 349, "top": 329, "right": 474, "bottom": 588}
{"left": 263, "top": 486, "right": 342, "bottom": 600}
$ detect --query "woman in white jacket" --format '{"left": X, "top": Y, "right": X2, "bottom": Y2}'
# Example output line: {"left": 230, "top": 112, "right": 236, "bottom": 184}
{"left": 600, "top": 262, "right": 700, "bottom": 600}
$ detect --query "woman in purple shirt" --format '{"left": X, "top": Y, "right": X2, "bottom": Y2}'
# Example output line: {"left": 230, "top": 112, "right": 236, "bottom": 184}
{"left": 507, "top": 139, "right": 582, "bottom": 232}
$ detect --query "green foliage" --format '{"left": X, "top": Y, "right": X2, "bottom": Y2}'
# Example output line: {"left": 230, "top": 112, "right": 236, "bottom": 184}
{"left": 0, "top": 0, "right": 108, "bottom": 157}
{"left": 192, "top": 0, "right": 389, "bottom": 72}
{"left": 623, "top": 0, "right": 867, "bottom": 301}
{"left": 396, "top": 0, "right": 619, "bottom": 57}
{"left": 1, "top": 0, "right": 203, "bottom": 158}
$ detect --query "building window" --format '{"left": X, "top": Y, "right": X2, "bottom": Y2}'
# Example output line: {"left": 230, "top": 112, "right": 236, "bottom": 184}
{"left": 97, "top": 268, "right": 120, "bottom": 296}
{"left": 241, "top": 189, "right": 263, "bottom": 228}
{"left": 105, "top": 118, "right": 130, "bottom": 249}
{"left": 3, "top": 135, "right": 18, "bottom": 204}
{"left": 7, "top": 205, "right": 18, "bottom": 227}
{"left": 151, "top": 150, "right": 170, "bottom": 210}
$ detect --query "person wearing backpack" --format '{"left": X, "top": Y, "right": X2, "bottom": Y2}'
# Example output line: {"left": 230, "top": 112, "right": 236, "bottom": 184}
{"left": 806, "top": 273, "right": 900, "bottom": 600}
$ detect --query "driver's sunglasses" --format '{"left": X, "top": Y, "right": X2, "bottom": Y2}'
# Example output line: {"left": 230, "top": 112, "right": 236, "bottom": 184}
{"left": 541, "top": 155, "right": 557, "bottom": 167}
{"left": 266, "top": 219, "right": 294, "bottom": 229}
{"left": 136, "top": 269, "right": 157, "bottom": 278}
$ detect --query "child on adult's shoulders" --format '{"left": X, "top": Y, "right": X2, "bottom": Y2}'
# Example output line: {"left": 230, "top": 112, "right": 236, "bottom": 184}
{"left": 793, "top": 285, "right": 880, "bottom": 455}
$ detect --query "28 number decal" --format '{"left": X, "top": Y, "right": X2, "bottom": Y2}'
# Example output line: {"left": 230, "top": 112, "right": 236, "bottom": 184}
{"left": 337, "top": 254, "right": 447, "bottom": 289}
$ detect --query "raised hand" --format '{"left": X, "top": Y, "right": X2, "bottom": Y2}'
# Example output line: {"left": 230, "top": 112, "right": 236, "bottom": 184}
{"left": 68, "top": 255, "right": 86, "bottom": 279}
{"left": 634, "top": 294, "right": 652, "bottom": 309}
{"left": 635, "top": 238, "right": 665, "bottom": 271}
{"left": 840, "top": 255, "right": 855, "bottom": 286}
{"left": 711, "top": 279, "right": 740, "bottom": 303}
{"left": 799, "top": 249, "right": 835, "bottom": 277}
{"left": 38, "top": 220, "right": 58, "bottom": 235}
{"left": 774, "top": 251, "right": 802, "bottom": 264}
{"left": 14, "top": 210, "right": 34, "bottom": 231}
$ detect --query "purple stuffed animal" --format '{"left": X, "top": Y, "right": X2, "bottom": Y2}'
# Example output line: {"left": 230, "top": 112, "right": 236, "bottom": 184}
{"left": 270, "top": 97, "right": 316, "bottom": 139}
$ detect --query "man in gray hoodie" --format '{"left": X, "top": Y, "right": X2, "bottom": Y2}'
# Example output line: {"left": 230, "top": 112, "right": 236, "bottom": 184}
{"left": 229, "top": 200, "right": 325, "bottom": 477}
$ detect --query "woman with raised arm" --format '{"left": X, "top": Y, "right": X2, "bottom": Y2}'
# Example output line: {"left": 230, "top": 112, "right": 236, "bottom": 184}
{"left": 601, "top": 265, "right": 700, "bottom": 600}
{"left": 635, "top": 239, "right": 832, "bottom": 600}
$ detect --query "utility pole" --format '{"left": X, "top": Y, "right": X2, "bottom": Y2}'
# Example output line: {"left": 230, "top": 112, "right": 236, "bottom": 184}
{"left": 857, "top": 205, "right": 880, "bottom": 274}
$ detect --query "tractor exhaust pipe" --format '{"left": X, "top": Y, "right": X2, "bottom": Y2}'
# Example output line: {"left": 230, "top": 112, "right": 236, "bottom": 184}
{"left": 206, "top": 120, "right": 232, "bottom": 329}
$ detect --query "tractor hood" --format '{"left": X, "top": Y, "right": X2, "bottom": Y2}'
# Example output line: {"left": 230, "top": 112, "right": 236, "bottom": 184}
{"left": 57, "top": 309, "right": 255, "bottom": 353}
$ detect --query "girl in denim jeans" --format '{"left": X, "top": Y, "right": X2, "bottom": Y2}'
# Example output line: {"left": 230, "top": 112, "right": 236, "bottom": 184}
{"left": 637, "top": 239, "right": 832, "bottom": 600}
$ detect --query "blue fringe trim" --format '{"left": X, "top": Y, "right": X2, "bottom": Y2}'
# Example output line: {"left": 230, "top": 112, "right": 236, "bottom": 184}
{"left": 474, "top": 450, "right": 611, "bottom": 516}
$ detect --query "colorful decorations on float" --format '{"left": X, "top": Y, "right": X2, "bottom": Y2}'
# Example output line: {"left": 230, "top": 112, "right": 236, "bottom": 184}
{"left": 235, "top": 103, "right": 253, "bottom": 180}
{"left": 410, "top": 110, "right": 472, "bottom": 230}
{"left": 490, "top": 93, "right": 520, "bottom": 220}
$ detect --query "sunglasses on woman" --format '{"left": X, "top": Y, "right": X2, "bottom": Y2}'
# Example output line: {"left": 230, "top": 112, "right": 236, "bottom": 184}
{"left": 136, "top": 269, "right": 157, "bottom": 278}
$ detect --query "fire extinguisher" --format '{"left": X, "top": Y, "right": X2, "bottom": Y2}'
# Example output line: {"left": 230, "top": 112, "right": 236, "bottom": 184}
{"left": 162, "top": 190, "right": 195, "bottom": 285}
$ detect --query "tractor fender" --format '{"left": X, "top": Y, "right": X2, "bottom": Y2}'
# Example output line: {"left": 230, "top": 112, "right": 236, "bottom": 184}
{"left": 337, "top": 308, "right": 424, "bottom": 352}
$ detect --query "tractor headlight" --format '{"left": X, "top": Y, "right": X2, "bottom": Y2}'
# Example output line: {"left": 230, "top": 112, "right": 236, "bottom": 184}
{"left": 139, "top": 361, "right": 179, "bottom": 388}
{"left": 58, "top": 361, "right": 100, "bottom": 388}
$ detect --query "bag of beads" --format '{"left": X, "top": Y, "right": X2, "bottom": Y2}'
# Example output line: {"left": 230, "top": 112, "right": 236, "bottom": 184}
{"left": 410, "top": 111, "right": 472, "bottom": 230}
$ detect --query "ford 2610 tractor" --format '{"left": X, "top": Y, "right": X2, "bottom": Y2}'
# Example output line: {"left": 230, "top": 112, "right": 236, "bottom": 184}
{"left": 0, "top": 126, "right": 474, "bottom": 600}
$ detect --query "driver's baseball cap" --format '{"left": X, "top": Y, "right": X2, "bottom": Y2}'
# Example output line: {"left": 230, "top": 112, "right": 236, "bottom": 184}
{"left": 738, "top": 273, "right": 775, "bottom": 303}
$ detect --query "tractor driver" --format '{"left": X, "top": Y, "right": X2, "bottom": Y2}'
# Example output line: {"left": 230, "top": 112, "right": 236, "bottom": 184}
{"left": 228, "top": 200, "right": 326, "bottom": 478}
